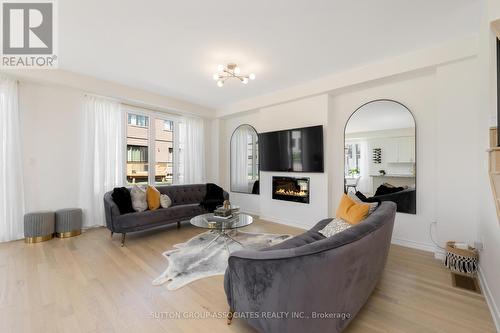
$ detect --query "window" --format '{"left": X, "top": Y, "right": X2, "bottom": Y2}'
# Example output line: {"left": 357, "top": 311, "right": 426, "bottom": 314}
{"left": 344, "top": 143, "right": 361, "bottom": 176}
{"left": 126, "top": 111, "right": 179, "bottom": 185}
{"left": 126, "top": 113, "right": 150, "bottom": 184}
{"left": 128, "top": 114, "right": 149, "bottom": 127}
{"left": 247, "top": 133, "right": 258, "bottom": 180}
{"left": 163, "top": 120, "right": 173, "bottom": 131}
{"left": 127, "top": 145, "right": 148, "bottom": 162}
{"left": 155, "top": 119, "right": 174, "bottom": 185}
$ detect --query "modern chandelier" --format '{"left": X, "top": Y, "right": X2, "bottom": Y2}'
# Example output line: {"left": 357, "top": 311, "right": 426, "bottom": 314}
{"left": 212, "top": 63, "right": 256, "bottom": 87}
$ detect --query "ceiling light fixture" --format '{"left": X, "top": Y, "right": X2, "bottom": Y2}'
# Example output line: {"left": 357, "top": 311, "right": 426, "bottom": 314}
{"left": 213, "top": 63, "right": 256, "bottom": 87}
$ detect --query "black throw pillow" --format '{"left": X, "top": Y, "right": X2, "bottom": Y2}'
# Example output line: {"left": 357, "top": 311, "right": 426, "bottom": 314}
{"left": 355, "top": 191, "right": 381, "bottom": 205}
{"left": 200, "top": 183, "right": 224, "bottom": 212}
{"left": 111, "top": 187, "right": 135, "bottom": 214}
{"left": 374, "top": 184, "right": 405, "bottom": 197}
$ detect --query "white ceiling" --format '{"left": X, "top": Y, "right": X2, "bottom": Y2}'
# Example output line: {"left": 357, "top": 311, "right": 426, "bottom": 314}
{"left": 59, "top": 0, "right": 481, "bottom": 110}
{"left": 345, "top": 100, "right": 415, "bottom": 133}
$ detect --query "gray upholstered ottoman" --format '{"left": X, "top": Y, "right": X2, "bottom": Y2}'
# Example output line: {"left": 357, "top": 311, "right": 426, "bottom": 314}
{"left": 24, "top": 211, "right": 55, "bottom": 243}
{"left": 55, "top": 208, "right": 82, "bottom": 238}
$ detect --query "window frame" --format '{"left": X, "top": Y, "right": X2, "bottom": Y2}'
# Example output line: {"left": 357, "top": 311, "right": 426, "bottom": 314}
{"left": 123, "top": 106, "right": 182, "bottom": 186}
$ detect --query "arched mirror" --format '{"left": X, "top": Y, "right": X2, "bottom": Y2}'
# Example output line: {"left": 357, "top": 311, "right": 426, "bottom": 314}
{"left": 231, "top": 124, "right": 259, "bottom": 194}
{"left": 344, "top": 100, "right": 416, "bottom": 214}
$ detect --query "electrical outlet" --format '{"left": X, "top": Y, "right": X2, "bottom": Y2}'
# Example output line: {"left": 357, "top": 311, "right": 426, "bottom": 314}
{"left": 474, "top": 241, "right": 484, "bottom": 251}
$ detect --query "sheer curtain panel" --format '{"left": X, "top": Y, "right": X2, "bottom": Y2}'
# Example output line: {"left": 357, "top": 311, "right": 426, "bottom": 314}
{"left": 178, "top": 117, "right": 205, "bottom": 184}
{"left": 79, "top": 96, "right": 124, "bottom": 227}
{"left": 0, "top": 76, "right": 25, "bottom": 242}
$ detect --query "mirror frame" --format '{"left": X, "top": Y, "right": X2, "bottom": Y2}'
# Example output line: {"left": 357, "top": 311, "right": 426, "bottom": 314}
{"left": 230, "top": 124, "right": 260, "bottom": 195}
{"left": 343, "top": 99, "right": 417, "bottom": 214}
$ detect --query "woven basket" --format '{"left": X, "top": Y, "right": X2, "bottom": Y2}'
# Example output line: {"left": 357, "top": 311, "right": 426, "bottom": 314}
{"left": 444, "top": 241, "right": 479, "bottom": 276}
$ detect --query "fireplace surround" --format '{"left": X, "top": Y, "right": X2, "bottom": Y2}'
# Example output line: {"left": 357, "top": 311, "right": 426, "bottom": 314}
{"left": 272, "top": 176, "right": 310, "bottom": 204}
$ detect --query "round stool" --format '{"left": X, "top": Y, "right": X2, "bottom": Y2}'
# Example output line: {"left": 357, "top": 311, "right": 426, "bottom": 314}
{"left": 55, "top": 208, "right": 82, "bottom": 238}
{"left": 24, "top": 211, "right": 55, "bottom": 243}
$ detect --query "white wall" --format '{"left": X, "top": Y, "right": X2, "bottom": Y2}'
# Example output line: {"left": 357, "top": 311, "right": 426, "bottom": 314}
{"left": 328, "top": 69, "right": 437, "bottom": 250}
{"left": 16, "top": 77, "right": 216, "bottom": 214}
{"left": 330, "top": 58, "right": 480, "bottom": 251}
{"left": 475, "top": 0, "right": 500, "bottom": 328}
{"left": 221, "top": 61, "right": 480, "bottom": 252}
{"left": 220, "top": 95, "right": 330, "bottom": 227}
{"left": 19, "top": 82, "right": 84, "bottom": 212}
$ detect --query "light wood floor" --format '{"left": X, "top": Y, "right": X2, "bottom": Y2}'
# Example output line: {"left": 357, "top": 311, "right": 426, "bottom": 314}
{"left": 0, "top": 220, "right": 495, "bottom": 333}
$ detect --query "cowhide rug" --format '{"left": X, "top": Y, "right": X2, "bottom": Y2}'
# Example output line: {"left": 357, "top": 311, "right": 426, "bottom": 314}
{"left": 153, "top": 230, "right": 291, "bottom": 290}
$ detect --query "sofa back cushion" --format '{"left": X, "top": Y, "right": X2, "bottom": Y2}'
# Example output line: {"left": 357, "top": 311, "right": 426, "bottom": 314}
{"left": 156, "top": 184, "right": 207, "bottom": 206}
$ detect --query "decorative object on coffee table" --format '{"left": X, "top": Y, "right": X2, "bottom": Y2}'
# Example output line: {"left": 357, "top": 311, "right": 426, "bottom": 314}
{"left": 214, "top": 205, "right": 232, "bottom": 218}
{"left": 24, "top": 211, "right": 55, "bottom": 243}
{"left": 55, "top": 208, "right": 83, "bottom": 238}
{"left": 190, "top": 213, "right": 253, "bottom": 251}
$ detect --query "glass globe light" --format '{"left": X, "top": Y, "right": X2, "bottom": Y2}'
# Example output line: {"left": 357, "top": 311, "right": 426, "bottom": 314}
{"left": 249, "top": 73, "right": 256, "bottom": 80}
{"left": 212, "top": 73, "right": 219, "bottom": 81}
{"left": 242, "top": 77, "right": 249, "bottom": 84}
{"left": 217, "top": 80, "right": 224, "bottom": 87}
{"left": 234, "top": 66, "right": 241, "bottom": 74}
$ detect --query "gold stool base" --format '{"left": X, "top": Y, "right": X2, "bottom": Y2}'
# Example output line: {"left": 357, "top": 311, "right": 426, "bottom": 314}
{"left": 55, "top": 230, "right": 82, "bottom": 238}
{"left": 25, "top": 234, "right": 53, "bottom": 243}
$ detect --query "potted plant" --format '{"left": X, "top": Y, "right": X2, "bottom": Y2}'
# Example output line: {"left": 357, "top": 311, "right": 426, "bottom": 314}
{"left": 348, "top": 168, "right": 360, "bottom": 177}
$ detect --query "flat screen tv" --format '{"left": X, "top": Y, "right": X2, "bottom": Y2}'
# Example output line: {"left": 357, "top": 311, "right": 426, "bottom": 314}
{"left": 259, "top": 125, "right": 324, "bottom": 172}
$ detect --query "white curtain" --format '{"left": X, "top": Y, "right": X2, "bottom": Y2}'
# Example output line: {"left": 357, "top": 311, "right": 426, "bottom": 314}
{"left": 79, "top": 96, "right": 124, "bottom": 227}
{"left": 358, "top": 140, "right": 371, "bottom": 194}
{"left": 0, "top": 76, "right": 25, "bottom": 242}
{"left": 231, "top": 127, "right": 250, "bottom": 192}
{"left": 178, "top": 116, "right": 205, "bottom": 184}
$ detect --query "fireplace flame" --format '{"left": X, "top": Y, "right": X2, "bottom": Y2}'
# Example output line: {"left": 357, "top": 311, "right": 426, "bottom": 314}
{"left": 275, "top": 188, "right": 308, "bottom": 197}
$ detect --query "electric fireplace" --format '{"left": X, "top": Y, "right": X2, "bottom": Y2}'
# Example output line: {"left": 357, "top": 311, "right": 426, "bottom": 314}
{"left": 272, "top": 176, "right": 310, "bottom": 204}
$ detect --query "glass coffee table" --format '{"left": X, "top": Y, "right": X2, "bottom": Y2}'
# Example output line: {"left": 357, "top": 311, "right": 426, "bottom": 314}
{"left": 190, "top": 213, "right": 253, "bottom": 251}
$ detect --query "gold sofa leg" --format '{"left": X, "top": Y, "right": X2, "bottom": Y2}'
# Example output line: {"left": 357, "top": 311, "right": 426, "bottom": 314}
{"left": 177, "top": 221, "right": 181, "bottom": 229}
{"left": 227, "top": 308, "right": 234, "bottom": 325}
{"left": 121, "top": 233, "right": 126, "bottom": 247}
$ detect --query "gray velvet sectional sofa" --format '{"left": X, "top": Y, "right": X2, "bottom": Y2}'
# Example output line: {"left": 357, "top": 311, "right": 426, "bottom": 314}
{"left": 103, "top": 184, "right": 229, "bottom": 246}
{"left": 224, "top": 201, "right": 396, "bottom": 333}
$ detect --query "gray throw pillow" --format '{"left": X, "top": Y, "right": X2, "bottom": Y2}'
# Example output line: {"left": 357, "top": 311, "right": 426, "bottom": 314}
{"left": 318, "top": 218, "right": 352, "bottom": 237}
{"left": 131, "top": 185, "right": 148, "bottom": 212}
{"left": 160, "top": 194, "right": 172, "bottom": 208}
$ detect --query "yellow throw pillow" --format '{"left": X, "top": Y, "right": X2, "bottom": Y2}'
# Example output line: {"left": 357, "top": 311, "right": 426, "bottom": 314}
{"left": 336, "top": 193, "right": 369, "bottom": 224}
{"left": 146, "top": 185, "right": 161, "bottom": 210}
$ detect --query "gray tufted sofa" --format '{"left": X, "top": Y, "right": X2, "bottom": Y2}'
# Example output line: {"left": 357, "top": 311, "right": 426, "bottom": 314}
{"left": 224, "top": 201, "right": 396, "bottom": 333}
{"left": 103, "top": 184, "right": 229, "bottom": 246}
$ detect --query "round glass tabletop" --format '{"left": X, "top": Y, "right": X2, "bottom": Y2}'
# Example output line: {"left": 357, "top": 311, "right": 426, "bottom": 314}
{"left": 190, "top": 213, "right": 253, "bottom": 230}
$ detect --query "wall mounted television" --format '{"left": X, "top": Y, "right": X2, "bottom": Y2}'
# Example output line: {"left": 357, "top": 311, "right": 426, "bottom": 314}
{"left": 258, "top": 125, "right": 324, "bottom": 172}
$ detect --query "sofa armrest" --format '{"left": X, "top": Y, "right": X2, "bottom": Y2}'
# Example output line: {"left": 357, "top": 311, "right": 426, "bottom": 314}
{"left": 103, "top": 192, "right": 121, "bottom": 232}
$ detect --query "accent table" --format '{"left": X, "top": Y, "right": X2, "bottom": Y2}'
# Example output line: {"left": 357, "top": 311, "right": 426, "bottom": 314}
{"left": 190, "top": 213, "right": 253, "bottom": 251}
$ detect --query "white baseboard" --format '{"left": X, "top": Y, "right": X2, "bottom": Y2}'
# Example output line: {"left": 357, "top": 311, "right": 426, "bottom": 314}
{"left": 390, "top": 237, "right": 437, "bottom": 254}
{"left": 259, "top": 215, "right": 310, "bottom": 230}
{"left": 240, "top": 209, "right": 261, "bottom": 217}
{"left": 434, "top": 248, "right": 446, "bottom": 261}
{"left": 478, "top": 267, "right": 500, "bottom": 332}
